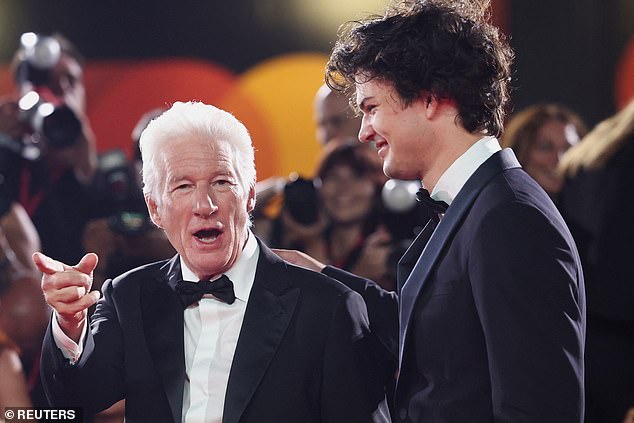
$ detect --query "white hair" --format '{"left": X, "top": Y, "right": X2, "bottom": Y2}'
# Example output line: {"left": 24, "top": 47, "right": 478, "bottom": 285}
{"left": 139, "top": 101, "right": 256, "bottom": 201}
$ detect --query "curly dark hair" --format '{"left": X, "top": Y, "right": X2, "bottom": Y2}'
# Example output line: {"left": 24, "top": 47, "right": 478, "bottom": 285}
{"left": 326, "top": 0, "right": 514, "bottom": 137}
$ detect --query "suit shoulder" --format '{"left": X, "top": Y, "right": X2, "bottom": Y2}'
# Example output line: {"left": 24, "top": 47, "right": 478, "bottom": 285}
{"left": 474, "top": 169, "right": 561, "bottom": 218}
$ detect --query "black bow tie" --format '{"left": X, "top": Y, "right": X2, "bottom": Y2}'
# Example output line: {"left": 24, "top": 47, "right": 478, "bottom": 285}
{"left": 175, "top": 275, "right": 236, "bottom": 308}
{"left": 416, "top": 188, "right": 449, "bottom": 215}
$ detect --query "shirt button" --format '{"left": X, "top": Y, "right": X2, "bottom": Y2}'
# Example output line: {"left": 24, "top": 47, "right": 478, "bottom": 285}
{"left": 399, "top": 408, "right": 407, "bottom": 420}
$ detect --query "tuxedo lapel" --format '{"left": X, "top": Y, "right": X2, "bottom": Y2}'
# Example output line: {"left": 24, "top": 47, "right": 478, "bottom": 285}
{"left": 141, "top": 255, "right": 186, "bottom": 423}
{"left": 397, "top": 217, "right": 439, "bottom": 293}
{"left": 223, "top": 241, "right": 300, "bottom": 423}
{"left": 398, "top": 149, "right": 521, "bottom": 364}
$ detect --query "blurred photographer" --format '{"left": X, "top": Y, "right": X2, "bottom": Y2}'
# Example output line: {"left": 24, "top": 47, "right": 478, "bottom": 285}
{"left": 0, "top": 32, "right": 102, "bottom": 264}
{"left": 83, "top": 109, "right": 175, "bottom": 293}
{"left": 252, "top": 83, "right": 362, "bottom": 218}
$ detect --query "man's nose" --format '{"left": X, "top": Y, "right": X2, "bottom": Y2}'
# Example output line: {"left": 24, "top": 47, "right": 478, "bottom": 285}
{"left": 358, "top": 116, "right": 374, "bottom": 144}
{"left": 193, "top": 187, "right": 218, "bottom": 217}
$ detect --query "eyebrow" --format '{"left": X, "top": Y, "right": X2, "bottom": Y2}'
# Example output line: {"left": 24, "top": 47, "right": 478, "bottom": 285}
{"left": 357, "top": 96, "right": 374, "bottom": 112}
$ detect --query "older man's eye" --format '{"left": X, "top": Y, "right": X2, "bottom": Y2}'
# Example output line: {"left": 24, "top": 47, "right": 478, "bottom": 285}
{"left": 214, "top": 180, "right": 232, "bottom": 188}
{"left": 172, "top": 183, "right": 191, "bottom": 191}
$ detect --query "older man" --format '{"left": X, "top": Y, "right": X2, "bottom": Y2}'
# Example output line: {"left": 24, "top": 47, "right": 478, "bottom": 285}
{"left": 35, "top": 101, "right": 391, "bottom": 423}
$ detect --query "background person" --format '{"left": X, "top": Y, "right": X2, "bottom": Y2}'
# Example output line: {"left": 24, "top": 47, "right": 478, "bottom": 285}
{"left": 268, "top": 142, "right": 397, "bottom": 290}
{"left": 0, "top": 328, "right": 33, "bottom": 413}
{"left": 252, "top": 82, "right": 362, "bottom": 222}
{"left": 314, "top": 82, "right": 362, "bottom": 146}
{"left": 0, "top": 32, "right": 107, "bottom": 265}
{"left": 501, "top": 103, "right": 587, "bottom": 201}
{"left": 83, "top": 107, "right": 175, "bottom": 294}
{"left": 0, "top": 202, "right": 49, "bottom": 408}
{"left": 558, "top": 98, "right": 634, "bottom": 423}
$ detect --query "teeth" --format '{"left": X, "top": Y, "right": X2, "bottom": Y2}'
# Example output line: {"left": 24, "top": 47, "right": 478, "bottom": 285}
{"left": 195, "top": 230, "right": 219, "bottom": 243}
{"left": 198, "top": 234, "right": 217, "bottom": 243}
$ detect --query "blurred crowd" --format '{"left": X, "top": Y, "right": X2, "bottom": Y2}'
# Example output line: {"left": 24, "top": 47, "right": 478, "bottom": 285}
{"left": 0, "top": 31, "right": 633, "bottom": 423}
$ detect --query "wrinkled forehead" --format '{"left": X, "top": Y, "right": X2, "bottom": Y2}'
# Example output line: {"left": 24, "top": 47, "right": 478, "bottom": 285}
{"left": 159, "top": 136, "right": 233, "bottom": 164}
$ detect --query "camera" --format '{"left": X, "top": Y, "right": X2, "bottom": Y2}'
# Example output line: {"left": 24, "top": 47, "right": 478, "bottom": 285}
{"left": 380, "top": 179, "right": 426, "bottom": 240}
{"left": 14, "top": 32, "right": 82, "bottom": 149}
{"left": 283, "top": 173, "right": 320, "bottom": 225}
{"left": 17, "top": 88, "right": 82, "bottom": 149}
{"left": 93, "top": 149, "right": 152, "bottom": 236}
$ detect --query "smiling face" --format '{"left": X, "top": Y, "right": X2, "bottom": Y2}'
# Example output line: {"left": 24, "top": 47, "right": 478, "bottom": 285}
{"left": 320, "top": 164, "right": 377, "bottom": 225}
{"left": 146, "top": 136, "right": 255, "bottom": 280}
{"left": 355, "top": 78, "right": 431, "bottom": 181}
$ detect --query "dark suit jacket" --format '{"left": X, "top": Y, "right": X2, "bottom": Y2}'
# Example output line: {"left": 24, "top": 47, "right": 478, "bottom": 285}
{"left": 41, "top": 240, "right": 391, "bottom": 423}
{"left": 324, "top": 149, "right": 586, "bottom": 422}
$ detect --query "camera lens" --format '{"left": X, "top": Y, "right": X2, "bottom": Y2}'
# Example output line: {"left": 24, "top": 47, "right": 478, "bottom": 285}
{"left": 37, "top": 104, "right": 82, "bottom": 148}
{"left": 19, "top": 90, "right": 82, "bottom": 149}
{"left": 284, "top": 177, "right": 319, "bottom": 225}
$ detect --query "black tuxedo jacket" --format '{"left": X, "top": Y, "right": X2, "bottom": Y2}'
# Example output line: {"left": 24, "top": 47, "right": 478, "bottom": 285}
{"left": 41, "top": 240, "right": 391, "bottom": 423}
{"left": 325, "top": 149, "right": 586, "bottom": 422}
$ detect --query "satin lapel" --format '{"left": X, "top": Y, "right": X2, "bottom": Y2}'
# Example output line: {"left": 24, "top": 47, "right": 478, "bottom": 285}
{"left": 223, "top": 241, "right": 299, "bottom": 423}
{"left": 397, "top": 217, "right": 438, "bottom": 294}
{"left": 141, "top": 254, "right": 185, "bottom": 423}
{"left": 398, "top": 149, "right": 521, "bottom": 364}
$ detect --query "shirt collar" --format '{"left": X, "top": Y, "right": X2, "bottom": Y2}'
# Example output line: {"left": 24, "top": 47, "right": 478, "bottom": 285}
{"left": 179, "top": 230, "right": 259, "bottom": 302}
{"left": 430, "top": 136, "right": 501, "bottom": 206}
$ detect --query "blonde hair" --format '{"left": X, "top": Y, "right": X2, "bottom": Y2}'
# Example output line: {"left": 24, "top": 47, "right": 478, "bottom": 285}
{"left": 560, "top": 99, "right": 634, "bottom": 177}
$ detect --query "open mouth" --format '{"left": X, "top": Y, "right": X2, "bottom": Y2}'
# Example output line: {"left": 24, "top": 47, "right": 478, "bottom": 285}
{"left": 193, "top": 228, "right": 221, "bottom": 243}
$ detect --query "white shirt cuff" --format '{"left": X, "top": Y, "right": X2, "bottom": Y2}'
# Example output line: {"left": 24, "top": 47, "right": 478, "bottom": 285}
{"left": 51, "top": 311, "right": 87, "bottom": 364}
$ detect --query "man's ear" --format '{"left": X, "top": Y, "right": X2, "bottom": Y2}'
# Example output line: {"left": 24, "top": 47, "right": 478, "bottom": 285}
{"left": 145, "top": 194, "right": 162, "bottom": 228}
{"left": 423, "top": 93, "right": 439, "bottom": 119}
{"left": 246, "top": 185, "right": 256, "bottom": 213}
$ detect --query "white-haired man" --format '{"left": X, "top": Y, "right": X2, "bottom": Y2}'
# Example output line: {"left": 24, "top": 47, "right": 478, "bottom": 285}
{"left": 35, "top": 101, "right": 392, "bottom": 423}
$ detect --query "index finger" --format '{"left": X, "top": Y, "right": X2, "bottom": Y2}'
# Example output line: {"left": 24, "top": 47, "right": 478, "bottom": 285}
{"left": 32, "top": 252, "right": 67, "bottom": 275}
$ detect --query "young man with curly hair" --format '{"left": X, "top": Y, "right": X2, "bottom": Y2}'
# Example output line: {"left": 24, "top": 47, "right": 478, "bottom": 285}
{"left": 278, "top": 1, "right": 586, "bottom": 421}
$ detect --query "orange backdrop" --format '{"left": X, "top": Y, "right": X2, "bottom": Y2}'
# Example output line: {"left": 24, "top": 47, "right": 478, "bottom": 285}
{"left": 0, "top": 53, "right": 329, "bottom": 181}
{"left": 1, "top": 41, "right": 632, "bottom": 181}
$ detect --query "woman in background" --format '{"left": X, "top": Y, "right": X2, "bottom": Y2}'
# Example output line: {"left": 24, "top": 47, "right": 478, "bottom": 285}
{"left": 268, "top": 143, "right": 397, "bottom": 290}
{"left": 501, "top": 103, "right": 587, "bottom": 201}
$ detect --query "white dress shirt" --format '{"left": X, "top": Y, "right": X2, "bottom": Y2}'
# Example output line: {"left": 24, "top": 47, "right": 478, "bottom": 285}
{"left": 181, "top": 232, "right": 258, "bottom": 423}
{"left": 430, "top": 136, "right": 501, "bottom": 206}
{"left": 52, "top": 231, "right": 259, "bottom": 423}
